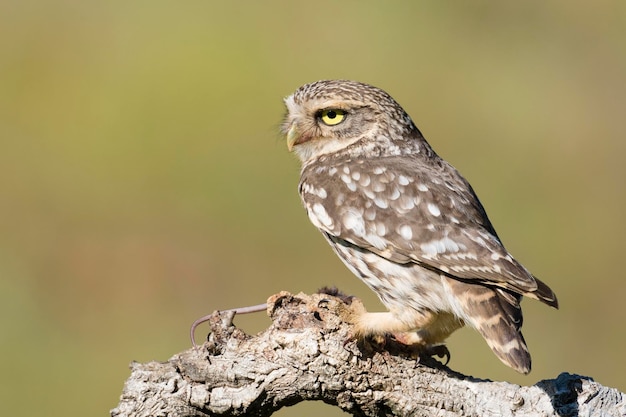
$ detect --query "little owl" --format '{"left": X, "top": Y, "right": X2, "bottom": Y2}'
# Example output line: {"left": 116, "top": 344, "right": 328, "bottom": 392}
{"left": 282, "top": 80, "right": 558, "bottom": 374}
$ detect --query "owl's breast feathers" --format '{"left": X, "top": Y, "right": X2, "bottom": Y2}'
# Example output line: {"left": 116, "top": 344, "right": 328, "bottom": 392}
{"left": 299, "top": 154, "right": 558, "bottom": 308}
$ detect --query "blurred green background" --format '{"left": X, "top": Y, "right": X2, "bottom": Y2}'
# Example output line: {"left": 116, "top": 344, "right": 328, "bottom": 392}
{"left": 1, "top": 1, "right": 625, "bottom": 416}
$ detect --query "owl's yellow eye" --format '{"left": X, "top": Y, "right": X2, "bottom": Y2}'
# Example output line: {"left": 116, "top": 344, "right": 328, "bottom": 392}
{"left": 319, "top": 109, "right": 346, "bottom": 126}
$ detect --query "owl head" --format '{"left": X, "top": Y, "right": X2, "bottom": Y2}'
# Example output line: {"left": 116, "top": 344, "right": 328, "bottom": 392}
{"left": 282, "top": 80, "right": 424, "bottom": 165}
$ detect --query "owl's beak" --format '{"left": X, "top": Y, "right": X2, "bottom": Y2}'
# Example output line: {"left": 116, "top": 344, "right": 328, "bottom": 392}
{"left": 286, "top": 124, "right": 299, "bottom": 152}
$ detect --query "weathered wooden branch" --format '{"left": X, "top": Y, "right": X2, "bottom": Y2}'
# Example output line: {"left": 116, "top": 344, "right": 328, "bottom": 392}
{"left": 111, "top": 291, "right": 625, "bottom": 417}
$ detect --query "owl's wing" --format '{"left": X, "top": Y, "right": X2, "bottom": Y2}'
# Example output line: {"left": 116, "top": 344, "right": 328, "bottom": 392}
{"left": 300, "top": 156, "right": 557, "bottom": 307}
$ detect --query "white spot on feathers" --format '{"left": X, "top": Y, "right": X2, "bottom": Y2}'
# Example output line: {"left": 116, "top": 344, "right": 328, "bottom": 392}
{"left": 311, "top": 203, "right": 333, "bottom": 228}
{"left": 427, "top": 203, "right": 441, "bottom": 217}
{"left": 363, "top": 188, "right": 376, "bottom": 199}
{"left": 420, "top": 237, "right": 467, "bottom": 255}
{"left": 372, "top": 182, "right": 386, "bottom": 192}
{"left": 388, "top": 188, "right": 400, "bottom": 200}
{"left": 374, "top": 198, "right": 389, "bottom": 209}
{"left": 398, "top": 225, "right": 413, "bottom": 240}
{"left": 302, "top": 184, "right": 327, "bottom": 199}
{"left": 342, "top": 209, "right": 365, "bottom": 237}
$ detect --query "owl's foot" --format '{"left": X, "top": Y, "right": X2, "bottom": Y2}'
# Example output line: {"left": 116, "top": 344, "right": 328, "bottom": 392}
{"left": 422, "top": 343, "right": 451, "bottom": 365}
{"left": 387, "top": 332, "right": 450, "bottom": 365}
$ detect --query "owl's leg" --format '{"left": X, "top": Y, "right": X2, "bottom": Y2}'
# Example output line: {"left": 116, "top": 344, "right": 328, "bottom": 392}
{"left": 346, "top": 307, "right": 451, "bottom": 363}
{"left": 350, "top": 311, "right": 433, "bottom": 339}
{"left": 351, "top": 305, "right": 461, "bottom": 341}
{"left": 346, "top": 300, "right": 438, "bottom": 343}
{"left": 343, "top": 300, "right": 460, "bottom": 362}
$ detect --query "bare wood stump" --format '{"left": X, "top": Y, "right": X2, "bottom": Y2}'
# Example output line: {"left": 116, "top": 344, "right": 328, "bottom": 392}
{"left": 111, "top": 291, "right": 626, "bottom": 417}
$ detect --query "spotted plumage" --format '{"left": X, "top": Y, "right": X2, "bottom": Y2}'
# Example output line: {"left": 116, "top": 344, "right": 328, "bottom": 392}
{"left": 282, "top": 80, "right": 558, "bottom": 374}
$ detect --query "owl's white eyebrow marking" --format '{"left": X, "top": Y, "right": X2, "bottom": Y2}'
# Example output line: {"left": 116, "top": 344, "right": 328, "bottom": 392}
{"left": 417, "top": 183, "right": 429, "bottom": 192}
{"left": 398, "top": 224, "right": 413, "bottom": 240}
{"left": 427, "top": 203, "right": 441, "bottom": 217}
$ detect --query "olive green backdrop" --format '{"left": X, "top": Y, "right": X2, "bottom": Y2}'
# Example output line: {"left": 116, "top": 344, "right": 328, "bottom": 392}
{"left": 1, "top": 1, "right": 624, "bottom": 416}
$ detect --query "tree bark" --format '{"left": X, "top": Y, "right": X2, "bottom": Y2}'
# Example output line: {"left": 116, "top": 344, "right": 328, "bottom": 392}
{"left": 111, "top": 291, "right": 625, "bottom": 417}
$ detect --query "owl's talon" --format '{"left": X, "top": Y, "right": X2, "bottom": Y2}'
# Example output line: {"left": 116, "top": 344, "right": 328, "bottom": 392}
{"left": 423, "top": 344, "right": 451, "bottom": 365}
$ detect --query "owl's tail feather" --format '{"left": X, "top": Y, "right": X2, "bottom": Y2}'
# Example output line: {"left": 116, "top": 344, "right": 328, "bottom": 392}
{"left": 453, "top": 281, "right": 532, "bottom": 374}
{"left": 528, "top": 276, "right": 559, "bottom": 309}
{"left": 475, "top": 289, "right": 532, "bottom": 374}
